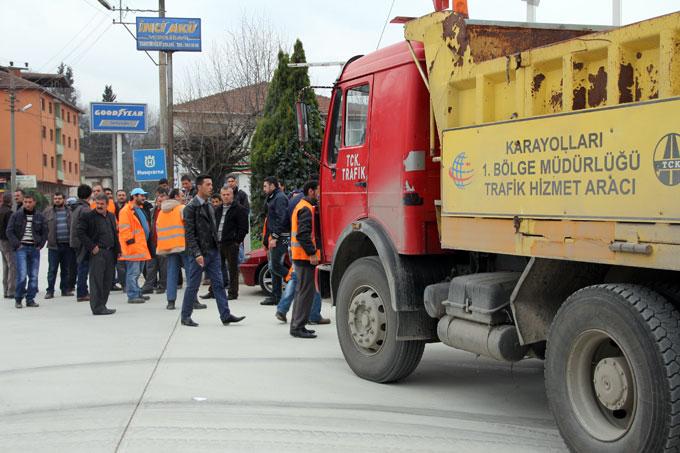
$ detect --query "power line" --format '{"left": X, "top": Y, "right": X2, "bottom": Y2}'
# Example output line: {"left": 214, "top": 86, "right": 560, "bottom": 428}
{"left": 70, "top": 21, "right": 114, "bottom": 67}
{"left": 376, "top": 0, "right": 397, "bottom": 50}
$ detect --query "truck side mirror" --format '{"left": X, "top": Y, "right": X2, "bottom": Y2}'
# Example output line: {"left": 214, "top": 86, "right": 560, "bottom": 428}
{"left": 295, "top": 101, "right": 309, "bottom": 144}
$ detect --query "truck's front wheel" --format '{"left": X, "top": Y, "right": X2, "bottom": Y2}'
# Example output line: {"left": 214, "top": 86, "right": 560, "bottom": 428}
{"left": 545, "top": 284, "right": 680, "bottom": 452}
{"left": 336, "top": 256, "right": 425, "bottom": 383}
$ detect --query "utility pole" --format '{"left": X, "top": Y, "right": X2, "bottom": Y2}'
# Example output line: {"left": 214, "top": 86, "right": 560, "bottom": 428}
{"left": 9, "top": 71, "right": 16, "bottom": 210}
{"left": 613, "top": 0, "right": 622, "bottom": 26}
{"left": 158, "top": 0, "right": 168, "bottom": 185}
{"left": 522, "top": 0, "right": 540, "bottom": 23}
{"left": 166, "top": 50, "right": 174, "bottom": 184}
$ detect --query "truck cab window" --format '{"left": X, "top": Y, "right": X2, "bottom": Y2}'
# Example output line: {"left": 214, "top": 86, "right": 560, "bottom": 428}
{"left": 345, "top": 84, "right": 369, "bottom": 147}
{"left": 327, "top": 88, "right": 343, "bottom": 164}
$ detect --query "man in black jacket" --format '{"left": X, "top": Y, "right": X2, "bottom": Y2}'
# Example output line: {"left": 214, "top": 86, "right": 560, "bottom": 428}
{"left": 214, "top": 186, "right": 248, "bottom": 300}
{"left": 70, "top": 184, "right": 92, "bottom": 302}
{"left": 0, "top": 192, "right": 16, "bottom": 299}
{"left": 6, "top": 194, "right": 47, "bottom": 308}
{"left": 261, "top": 176, "right": 289, "bottom": 306}
{"left": 180, "top": 175, "right": 245, "bottom": 327}
{"left": 77, "top": 194, "right": 119, "bottom": 315}
{"left": 43, "top": 192, "right": 75, "bottom": 298}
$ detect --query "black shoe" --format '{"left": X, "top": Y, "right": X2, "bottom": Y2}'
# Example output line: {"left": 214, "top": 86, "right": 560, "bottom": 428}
{"left": 275, "top": 311, "right": 287, "bottom": 323}
{"left": 166, "top": 301, "right": 175, "bottom": 310}
{"left": 93, "top": 308, "right": 116, "bottom": 315}
{"left": 142, "top": 288, "right": 153, "bottom": 294}
{"left": 228, "top": 295, "right": 238, "bottom": 301}
{"left": 110, "top": 284, "right": 122, "bottom": 291}
{"left": 61, "top": 290, "right": 74, "bottom": 297}
{"left": 154, "top": 288, "right": 165, "bottom": 294}
{"left": 142, "top": 295, "right": 151, "bottom": 300}
{"left": 199, "top": 292, "right": 214, "bottom": 299}
{"left": 260, "top": 298, "right": 277, "bottom": 306}
{"left": 26, "top": 301, "right": 39, "bottom": 307}
{"left": 181, "top": 318, "right": 199, "bottom": 327}
{"left": 302, "top": 327, "right": 316, "bottom": 334}
{"left": 15, "top": 301, "right": 22, "bottom": 309}
{"left": 222, "top": 314, "right": 245, "bottom": 325}
{"left": 193, "top": 301, "right": 207, "bottom": 309}
{"left": 290, "top": 329, "right": 317, "bottom": 339}
{"left": 44, "top": 292, "right": 54, "bottom": 300}
{"left": 128, "top": 297, "right": 146, "bottom": 304}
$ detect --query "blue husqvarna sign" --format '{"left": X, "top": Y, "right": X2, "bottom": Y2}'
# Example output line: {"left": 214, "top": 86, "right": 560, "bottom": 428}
{"left": 133, "top": 149, "right": 167, "bottom": 182}
{"left": 90, "top": 102, "right": 147, "bottom": 134}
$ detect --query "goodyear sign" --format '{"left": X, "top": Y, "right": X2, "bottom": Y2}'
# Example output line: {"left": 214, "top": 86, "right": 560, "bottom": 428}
{"left": 133, "top": 149, "right": 167, "bottom": 182}
{"left": 442, "top": 97, "right": 680, "bottom": 222}
{"left": 136, "top": 17, "right": 201, "bottom": 52}
{"left": 90, "top": 102, "right": 147, "bottom": 134}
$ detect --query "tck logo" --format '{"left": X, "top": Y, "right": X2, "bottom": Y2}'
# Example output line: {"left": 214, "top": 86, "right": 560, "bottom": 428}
{"left": 449, "top": 152, "right": 474, "bottom": 189}
{"left": 144, "top": 155, "right": 156, "bottom": 168}
{"left": 653, "top": 133, "right": 680, "bottom": 186}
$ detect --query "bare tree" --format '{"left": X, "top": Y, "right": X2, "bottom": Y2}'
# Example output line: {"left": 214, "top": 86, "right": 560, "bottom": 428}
{"left": 174, "top": 13, "right": 285, "bottom": 183}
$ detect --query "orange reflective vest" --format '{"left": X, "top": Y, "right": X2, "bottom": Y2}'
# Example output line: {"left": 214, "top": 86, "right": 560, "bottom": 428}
{"left": 156, "top": 204, "right": 185, "bottom": 255}
{"left": 290, "top": 199, "right": 320, "bottom": 262}
{"left": 90, "top": 198, "right": 116, "bottom": 215}
{"left": 118, "top": 202, "right": 151, "bottom": 261}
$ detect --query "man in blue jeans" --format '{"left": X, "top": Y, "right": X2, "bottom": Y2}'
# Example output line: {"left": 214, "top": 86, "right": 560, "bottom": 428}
{"left": 275, "top": 268, "right": 330, "bottom": 324}
{"left": 6, "top": 194, "right": 47, "bottom": 308}
{"left": 44, "top": 192, "right": 75, "bottom": 299}
{"left": 180, "top": 175, "right": 245, "bottom": 327}
{"left": 260, "top": 176, "right": 289, "bottom": 306}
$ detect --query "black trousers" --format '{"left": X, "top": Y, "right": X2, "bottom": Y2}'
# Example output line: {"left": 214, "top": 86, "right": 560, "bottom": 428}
{"left": 89, "top": 249, "right": 115, "bottom": 314}
{"left": 221, "top": 241, "right": 240, "bottom": 298}
{"left": 290, "top": 261, "right": 315, "bottom": 331}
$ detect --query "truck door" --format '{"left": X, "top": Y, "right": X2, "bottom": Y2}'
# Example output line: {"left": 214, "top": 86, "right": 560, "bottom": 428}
{"left": 321, "top": 77, "right": 372, "bottom": 259}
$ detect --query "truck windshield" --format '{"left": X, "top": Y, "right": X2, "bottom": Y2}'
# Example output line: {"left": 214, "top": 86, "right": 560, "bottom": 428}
{"left": 345, "top": 84, "right": 369, "bottom": 147}
{"left": 327, "top": 88, "right": 343, "bottom": 164}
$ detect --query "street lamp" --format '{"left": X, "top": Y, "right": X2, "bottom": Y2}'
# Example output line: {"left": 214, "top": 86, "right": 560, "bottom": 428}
{"left": 10, "top": 97, "right": 32, "bottom": 210}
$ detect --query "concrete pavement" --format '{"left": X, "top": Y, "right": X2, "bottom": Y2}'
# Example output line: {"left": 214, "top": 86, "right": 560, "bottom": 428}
{"left": 0, "top": 254, "right": 566, "bottom": 452}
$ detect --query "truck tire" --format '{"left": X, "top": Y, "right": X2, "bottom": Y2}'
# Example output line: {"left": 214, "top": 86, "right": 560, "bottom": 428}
{"left": 336, "top": 256, "right": 425, "bottom": 383}
{"left": 545, "top": 284, "right": 680, "bottom": 452}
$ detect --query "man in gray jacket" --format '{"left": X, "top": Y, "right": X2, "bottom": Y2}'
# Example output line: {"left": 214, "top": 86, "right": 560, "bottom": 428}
{"left": 44, "top": 192, "right": 75, "bottom": 299}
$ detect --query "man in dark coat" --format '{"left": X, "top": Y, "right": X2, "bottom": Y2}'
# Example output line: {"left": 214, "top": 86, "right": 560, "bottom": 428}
{"left": 0, "top": 192, "right": 16, "bottom": 299}
{"left": 260, "top": 176, "right": 289, "bottom": 306}
{"left": 213, "top": 186, "right": 248, "bottom": 300}
{"left": 43, "top": 192, "right": 75, "bottom": 298}
{"left": 78, "top": 194, "right": 120, "bottom": 315}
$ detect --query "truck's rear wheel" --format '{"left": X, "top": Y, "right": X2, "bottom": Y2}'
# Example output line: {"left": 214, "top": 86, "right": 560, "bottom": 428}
{"left": 545, "top": 284, "right": 680, "bottom": 452}
{"left": 336, "top": 256, "right": 425, "bottom": 383}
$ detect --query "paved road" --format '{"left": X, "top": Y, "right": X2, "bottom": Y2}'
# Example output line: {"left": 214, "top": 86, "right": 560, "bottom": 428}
{"left": 0, "top": 255, "right": 567, "bottom": 452}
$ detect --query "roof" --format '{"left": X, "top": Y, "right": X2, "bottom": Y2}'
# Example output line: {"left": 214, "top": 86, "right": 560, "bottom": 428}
{"left": 0, "top": 69, "right": 85, "bottom": 113}
{"left": 341, "top": 41, "right": 425, "bottom": 82}
{"left": 175, "top": 81, "right": 332, "bottom": 117}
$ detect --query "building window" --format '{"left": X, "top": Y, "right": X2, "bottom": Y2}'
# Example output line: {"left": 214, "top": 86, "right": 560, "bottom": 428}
{"left": 75, "top": 139, "right": 78, "bottom": 149}
{"left": 41, "top": 98, "right": 45, "bottom": 111}
{"left": 43, "top": 154, "right": 47, "bottom": 167}
{"left": 68, "top": 136, "right": 71, "bottom": 147}
{"left": 49, "top": 102, "right": 52, "bottom": 114}
{"left": 42, "top": 126, "right": 46, "bottom": 139}
{"left": 69, "top": 161, "right": 72, "bottom": 173}
{"left": 75, "top": 163, "right": 78, "bottom": 174}
{"left": 67, "top": 111, "right": 70, "bottom": 123}
{"left": 51, "top": 156, "right": 55, "bottom": 168}
{"left": 61, "top": 108, "right": 64, "bottom": 118}
{"left": 49, "top": 129, "right": 53, "bottom": 141}
{"left": 62, "top": 134, "right": 65, "bottom": 145}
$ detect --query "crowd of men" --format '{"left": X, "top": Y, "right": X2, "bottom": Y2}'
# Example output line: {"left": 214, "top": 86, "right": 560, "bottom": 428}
{"left": 0, "top": 173, "right": 329, "bottom": 338}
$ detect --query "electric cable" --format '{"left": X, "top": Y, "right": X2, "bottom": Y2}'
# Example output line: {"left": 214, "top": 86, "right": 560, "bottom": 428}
{"left": 376, "top": 0, "right": 397, "bottom": 50}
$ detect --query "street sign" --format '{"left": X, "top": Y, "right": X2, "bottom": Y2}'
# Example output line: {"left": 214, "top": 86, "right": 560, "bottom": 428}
{"left": 136, "top": 17, "right": 202, "bottom": 52}
{"left": 16, "top": 175, "right": 37, "bottom": 189}
{"left": 133, "top": 149, "right": 167, "bottom": 182}
{"left": 90, "top": 102, "right": 147, "bottom": 134}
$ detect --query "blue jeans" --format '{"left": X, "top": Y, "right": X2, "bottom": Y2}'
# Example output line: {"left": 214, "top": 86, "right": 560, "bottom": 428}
{"left": 268, "top": 238, "right": 288, "bottom": 301}
{"left": 165, "top": 252, "right": 190, "bottom": 302}
{"left": 15, "top": 246, "right": 40, "bottom": 302}
{"left": 125, "top": 261, "right": 144, "bottom": 299}
{"left": 77, "top": 257, "right": 89, "bottom": 297}
{"left": 238, "top": 242, "right": 245, "bottom": 265}
{"left": 277, "top": 270, "right": 323, "bottom": 321}
{"left": 181, "top": 249, "right": 230, "bottom": 320}
{"left": 47, "top": 244, "right": 75, "bottom": 293}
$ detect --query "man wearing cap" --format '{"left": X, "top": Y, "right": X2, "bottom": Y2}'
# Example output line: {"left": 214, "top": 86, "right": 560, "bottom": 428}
{"left": 118, "top": 188, "right": 151, "bottom": 304}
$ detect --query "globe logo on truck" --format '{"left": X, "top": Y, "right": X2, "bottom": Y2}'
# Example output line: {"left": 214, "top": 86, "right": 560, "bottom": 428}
{"left": 653, "top": 133, "right": 680, "bottom": 186}
{"left": 449, "top": 152, "right": 474, "bottom": 189}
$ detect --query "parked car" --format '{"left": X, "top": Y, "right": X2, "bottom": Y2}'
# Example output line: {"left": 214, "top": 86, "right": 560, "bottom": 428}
{"left": 240, "top": 247, "right": 289, "bottom": 296}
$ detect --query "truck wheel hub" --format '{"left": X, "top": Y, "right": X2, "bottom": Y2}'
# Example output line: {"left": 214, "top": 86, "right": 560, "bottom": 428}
{"left": 593, "top": 357, "right": 631, "bottom": 411}
{"left": 348, "top": 285, "right": 387, "bottom": 354}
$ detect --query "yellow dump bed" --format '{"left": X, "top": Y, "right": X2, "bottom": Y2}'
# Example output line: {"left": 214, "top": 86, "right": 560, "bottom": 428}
{"left": 405, "top": 11, "right": 680, "bottom": 270}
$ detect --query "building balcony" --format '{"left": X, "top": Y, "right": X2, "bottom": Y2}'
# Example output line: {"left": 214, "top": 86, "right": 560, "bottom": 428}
{"left": 55, "top": 116, "right": 63, "bottom": 129}
{"left": 80, "top": 128, "right": 84, "bottom": 138}
{"left": 80, "top": 152, "right": 85, "bottom": 162}
{"left": 57, "top": 169, "right": 64, "bottom": 180}
{"left": 56, "top": 143, "right": 64, "bottom": 155}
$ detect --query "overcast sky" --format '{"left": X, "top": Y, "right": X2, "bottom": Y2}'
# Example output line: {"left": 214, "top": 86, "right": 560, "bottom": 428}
{"left": 2, "top": 0, "right": 679, "bottom": 111}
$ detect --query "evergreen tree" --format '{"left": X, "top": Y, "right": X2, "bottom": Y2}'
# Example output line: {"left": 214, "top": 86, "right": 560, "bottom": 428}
{"left": 102, "top": 85, "right": 117, "bottom": 102}
{"left": 81, "top": 85, "right": 121, "bottom": 173}
{"left": 249, "top": 39, "right": 322, "bottom": 237}
{"left": 56, "top": 62, "right": 77, "bottom": 104}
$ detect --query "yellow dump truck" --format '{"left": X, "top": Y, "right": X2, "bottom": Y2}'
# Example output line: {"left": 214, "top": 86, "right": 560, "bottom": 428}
{"left": 300, "top": 7, "right": 680, "bottom": 453}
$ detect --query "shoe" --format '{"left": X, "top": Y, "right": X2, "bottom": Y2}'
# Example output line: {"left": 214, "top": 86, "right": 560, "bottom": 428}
{"left": 15, "top": 301, "right": 22, "bottom": 309}
{"left": 199, "top": 292, "right": 214, "bottom": 299}
{"left": 128, "top": 297, "right": 146, "bottom": 304}
{"left": 181, "top": 318, "right": 199, "bottom": 327}
{"left": 5, "top": 295, "right": 14, "bottom": 299}
{"left": 142, "top": 295, "right": 151, "bottom": 300}
{"left": 166, "top": 301, "right": 175, "bottom": 310}
{"left": 93, "top": 308, "right": 116, "bottom": 315}
{"left": 193, "top": 301, "right": 207, "bottom": 309}
{"left": 77, "top": 296, "right": 90, "bottom": 302}
{"left": 110, "top": 284, "right": 122, "bottom": 291}
{"left": 142, "top": 288, "right": 153, "bottom": 294}
{"left": 44, "top": 292, "right": 54, "bottom": 300}
{"left": 61, "top": 290, "right": 74, "bottom": 297}
{"left": 154, "top": 288, "right": 165, "bottom": 294}
{"left": 302, "top": 327, "right": 316, "bottom": 334}
{"left": 275, "top": 312, "right": 287, "bottom": 323}
{"left": 222, "top": 314, "right": 245, "bottom": 325}
{"left": 260, "top": 298, "right": 277, "bottom": 306}
{"left": 309, "top": 317, "right": 331, "bottom": 325}
{"left": 290, "top": 329, "right": 317, "bottom": 339}
{"left": 228, "top": 295, "right": 238, "bottom": 301}
{"left": 26, "top": 301, "right": 39, "bottom": 307}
